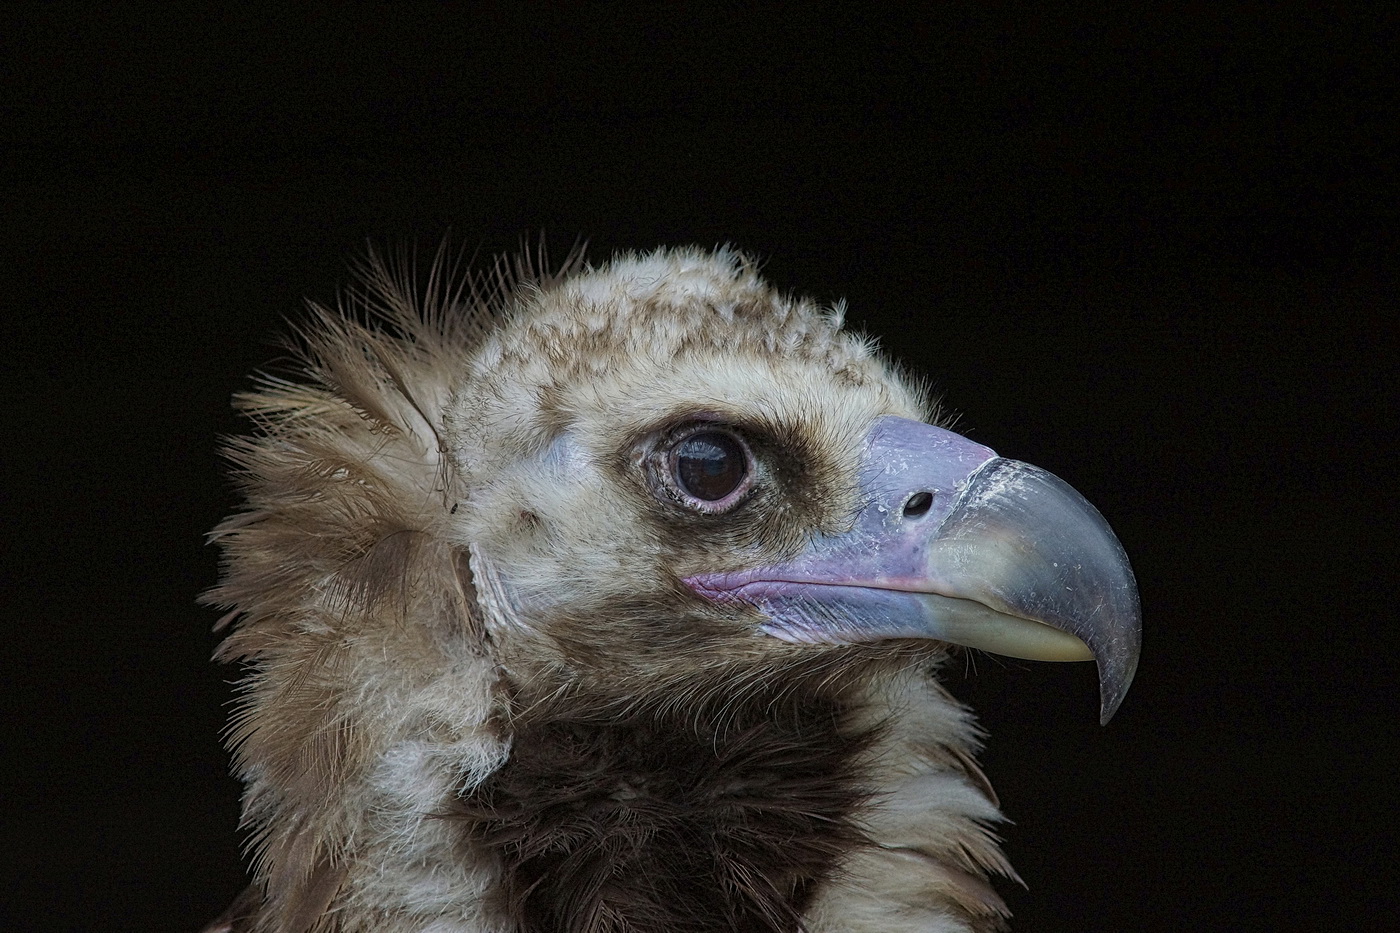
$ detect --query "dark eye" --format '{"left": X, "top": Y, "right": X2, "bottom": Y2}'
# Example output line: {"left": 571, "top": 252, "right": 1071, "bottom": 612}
{"left": 671, "top": 429, "right": 752, "bottom": 509}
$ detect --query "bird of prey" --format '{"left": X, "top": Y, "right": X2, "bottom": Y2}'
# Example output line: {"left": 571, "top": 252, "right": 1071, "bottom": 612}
{"left": 202, "top": 245, "right": 1140, "bottom": 933}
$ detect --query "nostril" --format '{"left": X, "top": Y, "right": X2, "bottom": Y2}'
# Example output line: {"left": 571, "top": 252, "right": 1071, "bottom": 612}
{"left": 902, "top": 491, "right": 934, "bottom": 518}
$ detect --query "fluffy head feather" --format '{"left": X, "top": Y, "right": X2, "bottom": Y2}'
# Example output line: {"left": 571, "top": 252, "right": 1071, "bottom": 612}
{"left": 205, "top": 245, "right": 1017, "bottom": 933}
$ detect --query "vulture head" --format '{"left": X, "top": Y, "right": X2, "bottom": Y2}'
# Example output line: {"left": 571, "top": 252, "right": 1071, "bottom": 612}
{"left": 205, "top": 246, "right": 1140, "bottom": 933}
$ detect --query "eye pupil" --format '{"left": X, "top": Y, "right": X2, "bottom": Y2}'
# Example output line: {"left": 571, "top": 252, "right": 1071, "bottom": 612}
{"left": 675, "top": 431, "right": 748, "bottom": 502}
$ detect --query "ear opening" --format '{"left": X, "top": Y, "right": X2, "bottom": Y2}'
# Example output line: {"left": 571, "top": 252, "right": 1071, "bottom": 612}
{"left": 467, "top": 543, "right": 532, "bottom": 639}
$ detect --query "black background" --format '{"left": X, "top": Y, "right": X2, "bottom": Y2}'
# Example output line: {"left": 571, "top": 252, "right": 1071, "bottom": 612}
{"left": 5, "top": 5, "right": 1395, "bottom": 931}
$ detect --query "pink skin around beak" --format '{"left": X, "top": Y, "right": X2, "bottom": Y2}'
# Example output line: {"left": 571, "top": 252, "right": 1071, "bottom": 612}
{"left": 686, "top": 416, "right": 1141, "bottom": 723}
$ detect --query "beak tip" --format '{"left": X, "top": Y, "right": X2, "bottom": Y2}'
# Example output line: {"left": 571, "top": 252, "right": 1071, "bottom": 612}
{"left": 1100, "top": 688, "right": 1128, "bottom": 725}
{"left": 1096, "top": 632, "right": 1141, "bottom": 725}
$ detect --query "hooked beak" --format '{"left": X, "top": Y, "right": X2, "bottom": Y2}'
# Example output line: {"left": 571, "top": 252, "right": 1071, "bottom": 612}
{"left": 686, "top": 416, "right": 1141, "bottom": 723}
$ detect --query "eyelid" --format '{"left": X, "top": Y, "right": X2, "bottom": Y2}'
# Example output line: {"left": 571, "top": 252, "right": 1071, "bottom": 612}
{"left": 659, "top": 422, "right": 756, "bottom": 515}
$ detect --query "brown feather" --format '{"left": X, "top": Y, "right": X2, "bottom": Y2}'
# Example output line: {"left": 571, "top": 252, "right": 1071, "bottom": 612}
{"left": 451, "top": 666, "right": 879, "bottom": 933}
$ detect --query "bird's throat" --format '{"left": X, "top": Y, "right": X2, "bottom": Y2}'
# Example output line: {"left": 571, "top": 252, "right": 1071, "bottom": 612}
{"left": 451, "top": 683, "right": 879, "bottom": 933}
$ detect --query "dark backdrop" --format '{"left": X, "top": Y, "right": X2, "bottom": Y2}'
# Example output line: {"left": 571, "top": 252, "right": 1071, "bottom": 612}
{"left": 5, "top": 6, "right": 1394, "bottom": 931}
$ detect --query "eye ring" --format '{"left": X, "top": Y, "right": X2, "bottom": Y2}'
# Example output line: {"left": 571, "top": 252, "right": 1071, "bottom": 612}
{"left": 665, "top": 425, "right": 754, "bottom": 514}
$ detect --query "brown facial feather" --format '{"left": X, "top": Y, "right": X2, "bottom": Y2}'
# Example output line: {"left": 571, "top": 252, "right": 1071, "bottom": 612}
{"left": 626, "top": 412, "right": 862, "bottom": 561}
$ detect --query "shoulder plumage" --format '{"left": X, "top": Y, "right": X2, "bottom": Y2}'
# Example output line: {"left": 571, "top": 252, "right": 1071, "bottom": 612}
{"left": 203, "top": 244, "right": 529, "bottom": 932}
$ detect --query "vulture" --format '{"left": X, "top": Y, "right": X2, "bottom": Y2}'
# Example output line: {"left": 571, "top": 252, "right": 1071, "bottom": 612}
{"left": 202, "top": 245, "right": 1140, "bottom": 933}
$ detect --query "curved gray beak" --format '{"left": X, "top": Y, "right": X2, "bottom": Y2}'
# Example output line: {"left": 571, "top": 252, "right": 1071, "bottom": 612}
{"left": 686, "top": 416, "right": 1142, "bottom": 723}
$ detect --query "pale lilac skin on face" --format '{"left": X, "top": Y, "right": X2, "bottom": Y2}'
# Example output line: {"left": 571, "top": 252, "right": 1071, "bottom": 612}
{"left": 685, "top": 416, "right": 1141, "bottom": 723}
{"left": 689, "top": 417, "right": 997, "bottom": 594}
